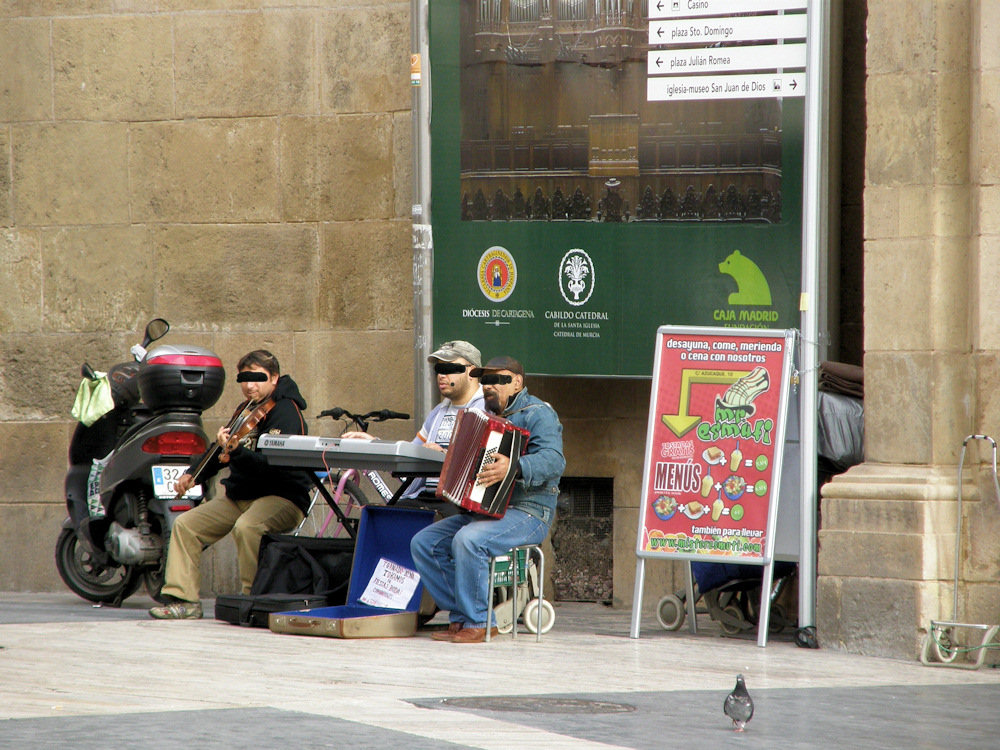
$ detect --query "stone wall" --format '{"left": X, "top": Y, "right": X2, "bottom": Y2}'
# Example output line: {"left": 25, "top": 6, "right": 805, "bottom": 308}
{"left": 0, "top": 1, "right": 419, "bottom": 593}
{"left": 818, "top": 0, "right": 1000, "bottom": 660}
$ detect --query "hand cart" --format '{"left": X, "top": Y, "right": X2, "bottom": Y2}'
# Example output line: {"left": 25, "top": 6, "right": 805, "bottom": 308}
{"left": 920, "top": 434, "right": 1000, "bottom": 669}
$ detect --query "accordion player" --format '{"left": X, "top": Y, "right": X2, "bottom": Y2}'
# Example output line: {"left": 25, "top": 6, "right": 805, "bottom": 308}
{"left": 435, "top": 408, "right": 529, "bottom": 517}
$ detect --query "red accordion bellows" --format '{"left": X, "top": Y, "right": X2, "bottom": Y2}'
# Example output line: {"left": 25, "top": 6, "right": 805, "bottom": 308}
{"left": 435, "top": 408, "right": 529, "bottom": 517}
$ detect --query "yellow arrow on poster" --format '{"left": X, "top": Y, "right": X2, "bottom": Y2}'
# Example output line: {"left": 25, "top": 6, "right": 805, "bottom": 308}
{"left": 660, "top": 368, "right": 745, "bottom": 437}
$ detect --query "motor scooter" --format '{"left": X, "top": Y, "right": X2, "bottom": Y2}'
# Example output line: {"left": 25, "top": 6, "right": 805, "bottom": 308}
{"left": 55, "top": 319, "right": 225, "bottom": 605}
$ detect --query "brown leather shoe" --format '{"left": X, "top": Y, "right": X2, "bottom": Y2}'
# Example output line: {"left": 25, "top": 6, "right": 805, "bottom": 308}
{"left": 431, "top": 622, "right": 463, "bottom": 641}
{"left": 450, "top": 626, "right": 500, "bottom": 643}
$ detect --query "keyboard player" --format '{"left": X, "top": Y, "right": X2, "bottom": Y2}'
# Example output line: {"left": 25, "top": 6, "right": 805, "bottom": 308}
{"left": 343, "top": 340, "right": 484, "bottom": 517}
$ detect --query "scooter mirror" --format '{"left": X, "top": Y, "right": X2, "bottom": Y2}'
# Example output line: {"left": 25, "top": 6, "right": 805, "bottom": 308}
{"left": 143, "top": 318, "right": 170, "bottom": 346}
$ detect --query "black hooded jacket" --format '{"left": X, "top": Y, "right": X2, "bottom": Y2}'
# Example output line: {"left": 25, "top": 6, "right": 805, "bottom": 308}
{"left": 196, "top": 374, "right": 312, "bottom": 514}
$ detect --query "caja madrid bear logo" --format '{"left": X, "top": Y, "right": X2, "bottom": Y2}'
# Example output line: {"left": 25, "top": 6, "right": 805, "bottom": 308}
{"left": 478, "top": 246, "right": 517, "bottom": 302}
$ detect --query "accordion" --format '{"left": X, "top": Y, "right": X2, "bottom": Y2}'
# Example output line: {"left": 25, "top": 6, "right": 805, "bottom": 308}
{"left": 435, "top": 408, "right": 529, "bottom": 517}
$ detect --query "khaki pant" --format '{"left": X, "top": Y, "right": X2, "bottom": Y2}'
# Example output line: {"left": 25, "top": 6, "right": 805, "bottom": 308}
{"left": 160, "top": 494, "right": 304, "bottom": 603}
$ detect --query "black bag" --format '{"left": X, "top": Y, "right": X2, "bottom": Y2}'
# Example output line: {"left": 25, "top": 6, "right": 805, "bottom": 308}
{"left": 250, "top": 534, "right": 355, "bottom": 600}
{"left": 215, "top": 534, "right": 355, "bottom": 628}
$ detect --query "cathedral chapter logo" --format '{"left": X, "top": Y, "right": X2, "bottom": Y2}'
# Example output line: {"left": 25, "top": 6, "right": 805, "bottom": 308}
{"left": 559, "top": 248, "right": 595, "bottom": 306}
{"left": 478, "top": 246, "right": 517, "bottom": 302}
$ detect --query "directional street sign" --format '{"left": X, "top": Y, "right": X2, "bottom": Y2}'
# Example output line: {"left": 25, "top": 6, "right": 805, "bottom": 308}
{"left": 648, "top": 13, "right": 807, "bottom": 47}
{"left": 648, "top": 0, "right": 806, "bottom": 20}
{"left": 647, "top": 72, "right": 804, "bottom": 102}
{"left": 647, "top": 42, "right": 807, "bottom": 77}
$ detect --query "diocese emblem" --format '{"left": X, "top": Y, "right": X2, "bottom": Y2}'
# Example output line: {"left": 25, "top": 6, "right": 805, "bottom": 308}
{"left": 478, "top": 246, "right": 517, "bottom": 302}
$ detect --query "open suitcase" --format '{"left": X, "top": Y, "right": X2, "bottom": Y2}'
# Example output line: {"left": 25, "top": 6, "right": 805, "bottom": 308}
{"left": 269, "top": 506, "right": 434, "bottom": 638}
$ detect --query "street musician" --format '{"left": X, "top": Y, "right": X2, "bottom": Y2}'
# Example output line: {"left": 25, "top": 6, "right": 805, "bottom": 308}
{"left": 150, "top": 350, "right": 311, "bottom": 620}
{"left": 409, "top": 355, "right": 565, "bottom": 643}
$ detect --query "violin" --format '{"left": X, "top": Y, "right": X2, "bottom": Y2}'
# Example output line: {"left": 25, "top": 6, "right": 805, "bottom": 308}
{"left": 177, "top": 397, "right": 277, "bottom": 499}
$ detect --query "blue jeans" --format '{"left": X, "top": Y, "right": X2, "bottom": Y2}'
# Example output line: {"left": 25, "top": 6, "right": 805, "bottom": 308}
{"left": 410, "top": 509, "right": 549, "bottom": 628}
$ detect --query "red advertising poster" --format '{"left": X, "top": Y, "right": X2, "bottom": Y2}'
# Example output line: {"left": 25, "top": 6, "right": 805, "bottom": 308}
{"left": 637, "top": 326, "right": 795, "bottom": 563}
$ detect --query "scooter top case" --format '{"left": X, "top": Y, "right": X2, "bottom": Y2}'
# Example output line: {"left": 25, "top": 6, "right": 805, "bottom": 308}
{"left": 138, "top": 345, "right": 225, "bottom": 414}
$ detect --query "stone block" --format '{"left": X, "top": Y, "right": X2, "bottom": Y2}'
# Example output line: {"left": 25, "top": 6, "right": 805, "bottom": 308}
{"left": 932, "top": 0, "right": 970, "bottom": 73}
{"left": 862, "top": 186, "right": 899, "bottom": 240}
{"left": 319, "top": 219, "right": 412, "bottom": 329}
{"left": 821, "top": 496, "right": 927, "bottom": 535}
{"left": 0, "top": 129, "right": 9, "bottom": 226}
{"left": 12, "top": 122, "right": 130, "bottom": 226}
{"left": 974, "top": 352, "right": 1000, "bottom": 433}
{"left": 976, "top": 185, "right": 1000, "bottom": 235}
{"left": 865, "top": 0, "right": 934, "bottom": 75}
{"left": 0, "top": 331, "right": 132, "bottom": 420}
{"left": 928, "top": 351, "right": 975, "bottom": 463}
{"left": 980, "top": 0, "right": 1000, "bottom": 71}
{"left": 976, "top": 237, "right": 1000, "bottom": 349}
{"left": 1, "top": 1, "right": 107, "bottom": 16}
{"left": 291, "top": 329, "right": 415, "bottom": 430}
{"left": 151, "top": 224, "right": 319, "bottom": 329}
{"left": 919, "top": 186, "right": 971, "bottom": 238}
{"left": 964, "top": 582, "right": 1000, "bottom": 626}
{"left": 130, "top": 119, "right": 281, "bottom": 223}
{"left": 932, "top": 73, "right": 971, "bottom": 186}
{"left": 0, "top": 229, "right": 42, "bottom": 333}
{"left": 393, "top": 110, "right": 413, "bottom": 219}
{"left": 0, "top": 503, "right": 67, "bottom": 591}
{"left": 174, "top": 10, "right": 315, "bottom": 117}
{"left": 965, "top": 492, "right": 1000, "bottom": 582}
{"left": 975, "top": 72, "right": 1000, "bottom": 182}
{"left": 818, "top": 575, "right": 923, "bottom": 658}
{"left": 863, "top": 239, "right": 932, "bottom": 351}
{"left": 0, "top": 422, "right": 67, "bottom": 506}
{"left": 41, "top": 226, "right": 154, "bottom": 331}
{"left": 863, "top": 357, "right": 933, "bottom": 465}
{"left": 52, "top": 15, "right": 173, "bottom": 121}
{"left": 0, "top": 18, "right": 50, "bottom": 122}
{"left": 817, "top": 529, "right": 926, "bottom": 580}
{"left": 280, "top": 115, "right": 394, "bottom": 222}
{"left": 320, "top": 6, "right": 410, "bottom": 114}
{"left": 865, "top": 74, "right": 934, "bottom": 186}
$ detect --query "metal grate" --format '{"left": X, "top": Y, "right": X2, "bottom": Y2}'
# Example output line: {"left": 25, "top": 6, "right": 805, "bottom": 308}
{"left": 551, "top": 477, "right": 613, "bottom": 602}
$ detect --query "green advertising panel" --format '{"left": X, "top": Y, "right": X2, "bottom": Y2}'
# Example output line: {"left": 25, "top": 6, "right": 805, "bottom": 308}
{"left": 428, "top": 1, "right": 807, "bottom": 376}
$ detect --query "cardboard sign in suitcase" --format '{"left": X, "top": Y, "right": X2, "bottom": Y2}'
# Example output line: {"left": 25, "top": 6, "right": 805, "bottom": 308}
{"left": 269, "top": 506, "right": 434, "bottom": 639}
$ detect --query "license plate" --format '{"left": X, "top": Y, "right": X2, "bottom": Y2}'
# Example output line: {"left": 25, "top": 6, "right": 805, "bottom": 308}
{"left": 152, "top": 465, "right": 203, "bottom": 499}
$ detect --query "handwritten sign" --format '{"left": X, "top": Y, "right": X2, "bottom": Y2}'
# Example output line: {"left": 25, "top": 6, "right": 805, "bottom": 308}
{"left": 359, "top": 558, "right": 421, "bottom": 610}
{"left": 636, "top": 326, "right": 795, "bottom": 563}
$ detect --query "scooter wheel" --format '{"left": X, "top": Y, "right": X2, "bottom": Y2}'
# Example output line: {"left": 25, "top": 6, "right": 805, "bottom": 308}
{"left": 55, "top": 527, "right": 141, "bottom": 605}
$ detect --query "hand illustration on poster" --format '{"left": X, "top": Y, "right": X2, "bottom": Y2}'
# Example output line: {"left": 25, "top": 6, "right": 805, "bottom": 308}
{"left": 638, "top": 327, "right": 795, "bottom": 563}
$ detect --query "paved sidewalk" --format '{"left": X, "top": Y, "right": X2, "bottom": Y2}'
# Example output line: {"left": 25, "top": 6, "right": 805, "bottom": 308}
{"left": 1, "top": 592, "right": 998, "bottom": 749}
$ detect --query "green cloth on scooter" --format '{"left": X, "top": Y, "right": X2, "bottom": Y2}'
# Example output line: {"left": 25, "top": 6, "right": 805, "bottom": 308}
{"left": 71, "top": 373, "right": 114, "bottom": 427}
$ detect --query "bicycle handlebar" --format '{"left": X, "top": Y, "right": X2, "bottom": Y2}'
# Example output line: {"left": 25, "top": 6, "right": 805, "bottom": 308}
{"left": 316, "top": 407, "right": 410, "bottom": 432}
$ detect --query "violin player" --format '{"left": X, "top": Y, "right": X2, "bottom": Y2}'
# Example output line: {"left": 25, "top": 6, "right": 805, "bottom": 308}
{"left": 150, "top": 350, "right": 311, "bottom": 620}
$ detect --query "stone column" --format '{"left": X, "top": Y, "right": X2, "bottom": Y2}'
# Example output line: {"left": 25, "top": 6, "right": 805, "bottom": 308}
{"left": 818, "top": 1, "right": 1000, "bottom": 659}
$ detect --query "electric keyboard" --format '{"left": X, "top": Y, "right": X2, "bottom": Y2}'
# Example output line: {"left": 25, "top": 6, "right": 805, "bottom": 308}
{"left": 257, "top": 434, "right": 444, "bottom": 475}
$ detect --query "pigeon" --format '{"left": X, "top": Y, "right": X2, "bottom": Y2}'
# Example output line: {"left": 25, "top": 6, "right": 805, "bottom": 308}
{"left": 723, "top": 674, "right": 754, "bottom": 731}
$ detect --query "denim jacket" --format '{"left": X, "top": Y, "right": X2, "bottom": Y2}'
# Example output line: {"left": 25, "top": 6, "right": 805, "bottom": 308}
{"left": 500, "top": 387, "right": 565, "bottom": 525}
